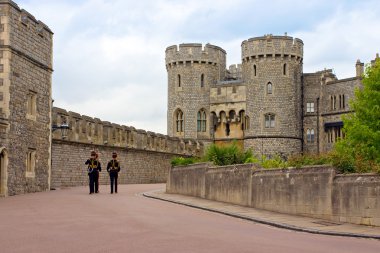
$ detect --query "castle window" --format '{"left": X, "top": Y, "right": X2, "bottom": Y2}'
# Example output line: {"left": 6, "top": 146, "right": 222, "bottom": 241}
{"left": 201, "top": 74, "right": 205, "bottom": 87}
{"left": 267, "top": 82, "right": 273, "bottom": 94}
{"left": 26, "top": 91, "right": 37, "bottom": 119}
{"left": 342, "top": 95, "right": 345, "bottom": 109}
{"left": 254, "top": 65, "right": 257, "bottom": 76}
{"left": 307, "top": 129, "right": 315, "bottom": 143}
{"left": 217, "top": 87, "right": 221, "bottom": 95}
{"left": 177, "top": 74, "right": 181, "bottom": 87}
{"left": 176, "top": 109, "right": 184, "bottom": 133}
{"left": 307, "top": 102, "right": 314, "bottom": 113}
{"left": 26, "top": 149, "right": 36, "bottom": 177}
{"left": 197, "top": 110, "right": 207, "bottom": 132}
{"left": 225, "top": 123, "right": 230, "bottom": 136}
{"left": 229, "top": 110, "right": 236, "bottom": 120}
{"left": 333, "top": 96, "right": 337, "bottom": 110}
{"left": 88, "top": 123, "right": 92, "bottom": 137}
{"left": 265, "top": 114, "right": 275, "bottom": 128}
{"left": 283, "top": 63, "right": 287, "bottom": 76}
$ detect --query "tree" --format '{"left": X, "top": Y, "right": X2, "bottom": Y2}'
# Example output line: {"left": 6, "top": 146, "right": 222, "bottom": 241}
{"left": 333, "top": 58, "right": 380, "bottom": 172}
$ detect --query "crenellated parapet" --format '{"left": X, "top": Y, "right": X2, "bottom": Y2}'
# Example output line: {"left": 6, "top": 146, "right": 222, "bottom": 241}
{"left": 241, "top": 34, "right": 303, "bottom": 62}
{"left": 52, "top": 107, "right": 204, "bottom": 156}
{"left": 165, "top": 43, "right": 226, "bottom": 68}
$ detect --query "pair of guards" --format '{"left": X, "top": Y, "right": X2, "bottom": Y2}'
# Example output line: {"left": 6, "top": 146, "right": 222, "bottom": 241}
{"left": 85, "top": 151, "right": 121, "bottom": 194}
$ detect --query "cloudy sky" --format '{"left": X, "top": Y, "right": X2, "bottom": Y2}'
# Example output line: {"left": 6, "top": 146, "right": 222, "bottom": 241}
{"left": 17, "top": 0, "right": 380, "bottom": 134}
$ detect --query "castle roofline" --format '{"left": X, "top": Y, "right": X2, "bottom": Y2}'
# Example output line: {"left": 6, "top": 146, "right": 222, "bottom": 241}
{"left": 242, "top": 35, "right": 303, "bottom": 45}
{"left": 165, "top": 43, "right": 226, "bottom": 54}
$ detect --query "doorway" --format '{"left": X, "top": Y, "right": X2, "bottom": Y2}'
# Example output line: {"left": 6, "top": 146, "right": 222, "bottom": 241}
{"left": 0, "top": 148, "right": 7, "bottom": 197}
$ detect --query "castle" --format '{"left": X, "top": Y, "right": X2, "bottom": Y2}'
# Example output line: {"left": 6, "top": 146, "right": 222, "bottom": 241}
{"left": 0, "top": 0, "right": 377, "bottom": 197}
{"left": 166, "top": 36, "right": 376, "bottom": 157}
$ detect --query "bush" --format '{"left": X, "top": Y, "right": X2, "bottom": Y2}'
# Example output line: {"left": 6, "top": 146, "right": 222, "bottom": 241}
{"left": 170, "top": 156, "right": 197, "bottom": 166}
{"left": 287, "top": 153, "right": 332, "bottom": 168}
{"left": 260, "top": 155, "right": 288, "bottom": 169}
{"left": 205, "top": 142, "right": 253, "bottom": 166}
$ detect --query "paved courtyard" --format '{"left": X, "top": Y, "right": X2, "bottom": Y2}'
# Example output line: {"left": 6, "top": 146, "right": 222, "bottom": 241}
{"left": 0, "top": 184, "right": 379, "bottom": 253}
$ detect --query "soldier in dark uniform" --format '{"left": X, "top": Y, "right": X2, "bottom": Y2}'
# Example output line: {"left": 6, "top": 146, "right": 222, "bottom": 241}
{"left": 107, "top": 152, "right": 121, "bottom": 194}
{"left": 85, "top": 151, "right": 102, "bottom": 194}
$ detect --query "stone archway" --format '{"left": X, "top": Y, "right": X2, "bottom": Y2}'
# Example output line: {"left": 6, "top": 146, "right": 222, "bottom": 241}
{"left": 0, "top": 147, "right": 8, "bottom": 197}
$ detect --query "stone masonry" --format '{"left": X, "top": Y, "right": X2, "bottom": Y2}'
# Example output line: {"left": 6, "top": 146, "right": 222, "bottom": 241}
{"left": 166, "top": 34, "right": 377, "bottom": 157}
{"left": 0, "top": 0, "right": 53, "bottom": 196}
{"left": 51, "top": 107, "right": 204, "bottom": 189}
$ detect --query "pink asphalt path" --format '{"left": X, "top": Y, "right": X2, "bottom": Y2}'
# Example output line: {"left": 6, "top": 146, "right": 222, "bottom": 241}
{"left": 0, "top": 184, "right": 379, "bottom": 253}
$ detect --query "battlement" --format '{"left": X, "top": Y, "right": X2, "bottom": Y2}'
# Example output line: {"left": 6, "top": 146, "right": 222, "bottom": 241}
{"left": 52, "top": 107, "right": 204, "bottom": 156}
{"left": 241, "top": 34, "right": 303, "bottom": 62}
{"left": 0, "top": 0, "right": 53, "bottom": 69}
{"left": 165, "top": 43, "right": 226, "bottom": 68}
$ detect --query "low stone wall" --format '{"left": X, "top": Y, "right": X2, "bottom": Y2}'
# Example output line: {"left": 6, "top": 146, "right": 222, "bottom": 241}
{"left": 332, "top": 174, "right": 380, "bottom": 226}
{"left": 166, "top": 163, "right": 209, "bottom": 198}
{"left": 251, "top": 167, "right": 335, "bottom": 220}
{"left": 167, "top": 163, "right": 380, "bottom": 226}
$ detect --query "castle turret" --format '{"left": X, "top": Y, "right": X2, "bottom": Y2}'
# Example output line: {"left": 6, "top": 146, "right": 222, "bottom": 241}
{"left": 241, "top": 34, "right": 304, "bottom": 157}
{"left": 166, "top": 43, "right": 226, "bottom": 140}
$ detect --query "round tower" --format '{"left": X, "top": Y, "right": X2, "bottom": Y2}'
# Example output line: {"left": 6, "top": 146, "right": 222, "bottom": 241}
{"left": 241, "top": 34, "right": 304, "bottom": 157}
{"left": 166, "top": 43, "right": 226, "bottom": 140}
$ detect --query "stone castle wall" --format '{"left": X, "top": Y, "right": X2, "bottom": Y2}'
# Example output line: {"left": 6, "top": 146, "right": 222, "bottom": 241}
{"left": 167, "top": 164, "right": 380, "bottom": 227}
{"left": 0, "top": 1, "right": 53, "bottom": 196}
{"left": 52, "top": 107, "right": 204, "bottom": 188}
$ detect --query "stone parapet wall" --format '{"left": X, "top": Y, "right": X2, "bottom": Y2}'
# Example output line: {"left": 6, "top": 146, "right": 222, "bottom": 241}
{"left": 167, "top": 164, "right": 380, "bottom": 226}
{"left": 52, "top": 107, "right": 204, "bottom": 188}
{"left": 53, "top": 107, "right": 204, "bottom": 157}
{"left": 242, "top": 34, "right": 303, "bottom": 60}
{"left": 165, "top": 43, "right": 226, "bottom": 68}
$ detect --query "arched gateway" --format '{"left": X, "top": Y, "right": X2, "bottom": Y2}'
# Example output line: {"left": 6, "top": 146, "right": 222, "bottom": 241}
{"left": 0, "top": 147, "right": 8, "bottom": 197}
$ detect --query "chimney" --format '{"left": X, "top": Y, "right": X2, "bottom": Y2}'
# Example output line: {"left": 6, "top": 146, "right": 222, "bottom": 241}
{"left": 355, "top": 59, "right": 364, "bottom": 77}
{"left": 371, "top": 53, "right": 379, "bottom": 66}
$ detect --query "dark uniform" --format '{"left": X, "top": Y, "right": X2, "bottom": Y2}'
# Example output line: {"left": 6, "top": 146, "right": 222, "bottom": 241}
{"left": 85, "top": 155, "right": 101, "bottom": 194}
{"left": 107, "top": 156, "right": 120, "bottom": 194}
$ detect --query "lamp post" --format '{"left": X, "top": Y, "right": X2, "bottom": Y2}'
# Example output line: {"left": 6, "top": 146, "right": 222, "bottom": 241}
{"left": 52, "top": 123, "right": 70, "bottom": 139}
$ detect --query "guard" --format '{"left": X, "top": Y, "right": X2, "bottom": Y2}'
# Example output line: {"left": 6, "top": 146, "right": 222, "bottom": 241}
{"left": 107, "top": 152, "right": 121, "bottom": 194}
{"left": 85, "top": 151, "right": 102, "bottom": 194}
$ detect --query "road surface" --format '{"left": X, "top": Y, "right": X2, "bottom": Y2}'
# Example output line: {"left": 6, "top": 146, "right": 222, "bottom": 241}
{"left": 0, "top": 184, "right": 379, "bottom": 253}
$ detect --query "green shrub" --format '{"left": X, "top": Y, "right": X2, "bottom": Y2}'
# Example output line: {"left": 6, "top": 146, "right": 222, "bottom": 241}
{"left": 170, "top": 156, "right": 197, "bottom": 166}
{"left": 287, "top": 153, "right": 332, "bottom": 168}
{"left": 260, "top": 155, "right": 288, "bottom": 169}
{"left": 205, "top": 142, "right": 253, "bottom": 166}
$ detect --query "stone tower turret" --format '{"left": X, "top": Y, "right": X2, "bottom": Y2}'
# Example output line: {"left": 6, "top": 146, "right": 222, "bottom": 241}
{"left": 241, "top": 34, "right": 304, "bottom": 157}
{"left": 166, "top": 43, "right": 226, "bottom": 140}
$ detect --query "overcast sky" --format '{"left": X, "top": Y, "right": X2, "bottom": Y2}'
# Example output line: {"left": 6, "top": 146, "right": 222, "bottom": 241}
{"left": 17, "top": 0, "right": 380, "bottom": 134}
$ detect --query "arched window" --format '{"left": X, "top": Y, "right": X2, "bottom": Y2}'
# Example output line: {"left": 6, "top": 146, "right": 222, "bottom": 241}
{"left": 283, "top": 63, "right": 287, "bottom": 75}
{"left": 211, "top": 112, "right": 218, "bottom": 132}
{"left": 177, "top": 74, "right": 181, "bottom": 87}
{"left": 342, "top": 94, "right": 345, "bottom": 109}
{"left": 197, "top": 109, "right": 207, "bottom": 132}
{"left": 311, "top": 129, "right": 315, "bottom": 143}
{"left": 175, "top": 109, "right": 184, "bottom": 133}
{"left": 265, "top": 113, "right": 275, "bottom": 128}
{"left": 229, "top": 110, "right": 236, "bottom": 120}
{"left": 267, "top": 82, "right": 273, "bottom": 94}
{"left": 201, "top": 74, "right": 205, "bottom": 87}
{"left": 254, "top": 65, "right": 257, "bottom": 77}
